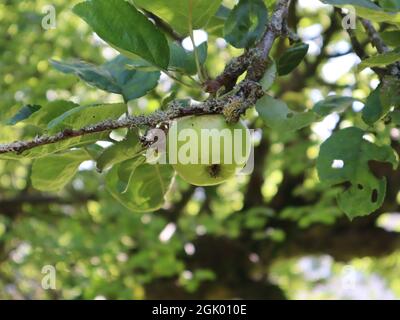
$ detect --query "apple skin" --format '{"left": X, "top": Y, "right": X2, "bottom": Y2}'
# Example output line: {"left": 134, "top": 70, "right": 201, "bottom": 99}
{"left": 167, "top": 114, "right": 251, "bottom": 186}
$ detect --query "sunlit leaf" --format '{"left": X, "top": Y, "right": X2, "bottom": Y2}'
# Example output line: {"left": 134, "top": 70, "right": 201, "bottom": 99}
{"left": 73, "top": 0, "right": 169, "bottom": 68}
{"left": 106, "top": 159, "right": 174, "bottom": 212}
{"left": 260, "top": 61, "right": 277, "bottom": 91}
{"left": 6, "top": 104, "right": 41, "bottom": 125}
{"left": 47, "top": 103, "right": 126, "bottom": 132}
{"left": 31, "top": 149, "right": 91, "bottom": 191}
{"left": 359, "top": 48, "right": 400, "bottom": 70}
{"left": 130, "top": 0, "right": 222, "bottom": 35}
{"left": 256, "top": 95, "right": 317, "bottom": 131}
{"left": 96, "top": 130, "right": 143, "bottom": 172}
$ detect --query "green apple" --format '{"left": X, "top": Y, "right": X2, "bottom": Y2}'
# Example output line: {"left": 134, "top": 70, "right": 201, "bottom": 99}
{"left": 167, "top": 114, "right": 251, "bottom": 186}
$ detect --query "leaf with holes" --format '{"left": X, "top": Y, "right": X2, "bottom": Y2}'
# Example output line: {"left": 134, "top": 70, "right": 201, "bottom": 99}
{"left": 317, "top": 127, "right": 398, "bottom": 219}
{"left": 31, "top": 149, "right": 91, "bottom": 191}
{"left": 313, "top": 95, "right": 357, "bottom": 117}
{"left": 224, "top": 0, "right": 268, "bottom": 48}
{"left": 256, "top": 95, "right": 318, "bottom": 131}
{"left": 105, "top": 159, "right": 174, "bottom": 212}
{"left": 73, "top": 0, "right": 169, "bottom": 68}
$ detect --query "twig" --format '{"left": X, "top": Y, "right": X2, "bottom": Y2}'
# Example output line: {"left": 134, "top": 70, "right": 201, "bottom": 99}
{"left": 0, "top": 81, "right": 263, "bottom": 155}
{"left": 205, "top": 0, "right": 292, "bottom": 93}
{"left": 335, "top": 10, "right": 387, "bottom": 78}
{"left": 258, "top": 0, "right": 291, "bottom": 59}
{"left": 360, "top": 18, "right": 400, "bottom": 77}
{"left": 360, "top": 19, "right": 389, "bottom": 54}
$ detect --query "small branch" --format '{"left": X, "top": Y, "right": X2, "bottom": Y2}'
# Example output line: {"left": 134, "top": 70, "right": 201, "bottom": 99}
{"left": 336, "top": 10, "right": 388, "bottom": 78}
{"left": 258, "top": 0, "right": 291, "bottom": 59}
{"left": 335, "top": 9, "right": 367, "bottom": 60}
{"left": 205, "top": 0, "right": 291, "bottom": 93}
{"left": 360, "top": 18, "right": 389, "bottom": 54}
{"left": 360, "top": 18, "right": 400, "bottom": 77}
{"left": 0, "top": 81, "right": 263, "bottom": 155}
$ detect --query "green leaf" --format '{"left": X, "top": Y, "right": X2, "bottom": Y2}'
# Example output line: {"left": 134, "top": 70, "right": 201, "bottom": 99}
{"left": 50, "top": 59, "right": 120, "bottom": 93}
{"left": 313, "top": 95, "right": 356, "bottom": 117}
{"left": 277, "top": 42, "right": 309, "bottom": 76}
{"left": 361, "top": 86, "right": 392, "bottom": 125}
{"left": 96, "top": 130, "right": 143, "bottom": 172}
{"left": 106, "top": 159, "right": 174, "bottom": 212}
{"left": 47, "top": 103, "right": 126, "bottom": 132}
{"left": 322, "top": 0, "right": 400, "bottom": 25}
{"left": 104, "top": 55, "right": 160, "bottom": 101}
{"left": 322, "top": 0, "right": 381, "bottom": 9}
{"left": 380, "top": 75, "right": 400, "bottom": 108}
{"left": 130, "top": 0, "right": 222, "bottom": 35}
{"left": 73, "top": 0, "right": 169, "bottom": 68}
{"left": 25, "top": 101, "right": 79, "bottom": 128}
{"left": 380, "top": 30, "right": 400, "bottom": 47}
{"left": 260, "top": 61, "right": 277, "bottom": 91}
{"left": 317, "top": 127, "right": 398, "bottom": 219}
{"left": 31, "top": 149, "right": 91, "bottom": 191}
{"left": 168, "top": 42, "right": 208, "bottom": 75}
{"left": 223, "top": 0, "right": 268, "bottom": 49}
{"left": 389, "top": 109, "right": 400, "bottom": 125}
{"left": 205, "top": 5, "right": 231, "bottom": 37}
{"left": 6, "top": 104, "right": 41, "bottom": 125}
{"left": 51, "top": 56, "right": 160, "bottom": 101}
{"left": 379, "top": 0, "right": 400, "bottom": 10}
{"left": 256, "top": 95, "right": 317, "bottom": 131}
{"left": 359, "top": 48, "right": 400, "bottom": 69}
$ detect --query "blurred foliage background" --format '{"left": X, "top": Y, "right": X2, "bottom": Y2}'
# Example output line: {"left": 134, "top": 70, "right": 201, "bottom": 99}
{"left": 1, "top": 0, "right": 400, "bottom": 299}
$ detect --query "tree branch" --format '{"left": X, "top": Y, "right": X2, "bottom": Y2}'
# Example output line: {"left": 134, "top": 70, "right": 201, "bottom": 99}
{"left": 360, "top": 18, "right": 389, "bottom": 54}
{"left": 0, "top": 0, "right": 292, "bottom": 156}
{"left": 205, "top": 0, "right": 291, "bottom": 93}
{"left": 360, "top": 18, "right": 400, "bottom": 77}
{"left": 0, "top": 81, "right": 263, "bottom": 155}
